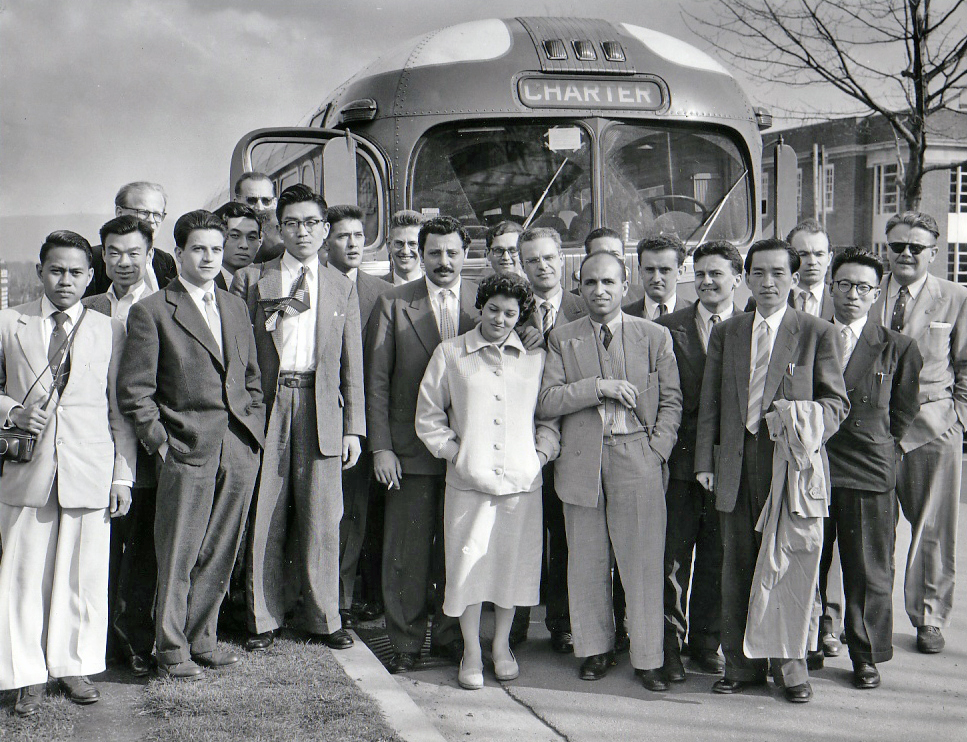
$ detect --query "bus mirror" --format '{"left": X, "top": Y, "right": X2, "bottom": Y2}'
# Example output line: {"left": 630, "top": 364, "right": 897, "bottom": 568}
{"left": 772, "top": 141, "right": 798, "bottom": 240}
{"left": 323, "top": 136, "right": 358, "bottom": 206}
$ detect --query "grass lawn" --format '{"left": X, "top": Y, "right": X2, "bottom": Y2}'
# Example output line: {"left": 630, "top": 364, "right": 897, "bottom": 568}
{"left": 139, "top": 637, "right": 404, "bottom": 742}
{"left": 0, "top": 687, "right": 79, "bottom": 742}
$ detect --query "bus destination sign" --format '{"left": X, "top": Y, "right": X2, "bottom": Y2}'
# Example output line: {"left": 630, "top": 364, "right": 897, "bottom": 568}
{"left": 517, "top": 76, "right": 665, "bottom": 111}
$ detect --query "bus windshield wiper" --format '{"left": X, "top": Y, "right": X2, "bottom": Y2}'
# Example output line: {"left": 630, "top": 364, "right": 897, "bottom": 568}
{"left": 685, "top": 169, "right": 748, "bottom": 247}
{"left": 523, "top": 158, "right": 569, "bottom": 229}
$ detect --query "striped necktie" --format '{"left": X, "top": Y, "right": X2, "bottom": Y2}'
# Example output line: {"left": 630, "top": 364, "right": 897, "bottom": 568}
{"left": 263, "top": 267, "right": 311, "bottom": 332}
{"left": 49, "top": 311, "right": 71, "bottom": 395}
{"left": 746, "top": 320, "right": 771, "bottom": 433}
{"left": 438, "top": 289, "right": 456, "bottom": 341}
{"left": 840, "top": 325, "right": 855, "bottom": 370}
{"left": 540, "top": 301, "right": 555, "bottom": 337}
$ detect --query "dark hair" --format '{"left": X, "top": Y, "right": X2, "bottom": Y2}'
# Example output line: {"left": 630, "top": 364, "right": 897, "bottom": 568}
{"left": 583, "top": 227, "right": 621, "bottom": 255}
{"left": 636, "top": 234, "right": 686, "bottom": 266}
{"left": 276, "top": 184, "right": 328, "bottom": 223}
{"left": 234, "top": 171, "right": 276, "bottom": 198}
{"left": 519, "top": 226, "right": 561, "bottom": 249}
{"left": 785, "top": 218, "right": 829, "bottom": 246}
{"left": 99, "top": 215, "right": 154, "bottom": 250}
{"left": 173, "top": 210, "right": 227, "bottom": 249}
{"left": 692, "top": 240, "right": 743, "bottom": 275}
{"left": 831, "top": 247, "right": 884, "bottom": 283}
{"left": 40, "top": 230, "right": 93, "bottom": 266}
{"left": 475, "top": 273, "right": 535, "bottom": 326}
{"left": 744, "top": 238, "right": 801, "bottom": 274}
{"left": 115, "top": 181, "right": 167, "bottom": 209}
{"left": 418, "top": 215, "right": 470, "bottom": 252}
{"left": 885, "top": 211, "right": 940, "bottom": 239}
{"left": 389, "top": 209, "right": 425, "bottom": 230}
{"left": 214, "top": 202, "right": 262, "bottom": 234}
{"left": 327, "top": 204, "right": 364, "bottom": 227}
{"left": 485, "top": 220, "right": 524, "bottom": 248}
{"left": 580, "top": 250, "right": 628, "bottom": 282}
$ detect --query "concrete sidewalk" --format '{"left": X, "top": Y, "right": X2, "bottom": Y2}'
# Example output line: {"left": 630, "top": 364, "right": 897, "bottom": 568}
{"left": 345, "top": 503, "right": 967, "bottom": 742}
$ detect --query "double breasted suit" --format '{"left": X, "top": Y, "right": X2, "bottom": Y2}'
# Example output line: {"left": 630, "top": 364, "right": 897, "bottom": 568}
{"left": 364, "top": 278, "right": 477, "bottom": 654}
{"left": 695, "top": 307, "right": 848, "bottom": 686}
{"left": 0, "top": 299, "right": 137, "bottom": 689}
{"left": 232, "top": 256, "right": 365, "bottom": 636}
{"left": 869, "top": 273, "right": 967, "bottom": 629}
{"left": 538, "top": 314, "right": 681, "bottom": 670}
{"left": 823, "top": 320, "right": 922, "bottom": 664}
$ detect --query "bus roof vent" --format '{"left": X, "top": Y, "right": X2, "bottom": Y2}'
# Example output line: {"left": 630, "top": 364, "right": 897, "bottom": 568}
{"left": 518, "top": 17, "right": 636, "bottom": 75}
{"left": 337, "top": 98, "right": 378, "bottom": 126}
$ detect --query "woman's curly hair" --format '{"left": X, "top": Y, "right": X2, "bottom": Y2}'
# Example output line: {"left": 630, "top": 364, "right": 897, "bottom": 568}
{"left": 475, "top": 273, "right": 536, "bottom": 327}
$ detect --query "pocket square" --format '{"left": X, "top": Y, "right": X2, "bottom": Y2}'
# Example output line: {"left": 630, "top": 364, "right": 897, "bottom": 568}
{"left": 929, "top": 321, "right": 952, "bottom": 329}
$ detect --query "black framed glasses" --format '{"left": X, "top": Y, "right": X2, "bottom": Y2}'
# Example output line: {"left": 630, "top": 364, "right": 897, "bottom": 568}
{"left": 281, "top": 218, "right": 325, "bottom": 232}
{"left": 888, "top": 241, "right": 934, "bottom": 255}
{"left": 832, "top": 280, "right": 876, "bottom": 296}
{"left": 487, "top": 247, "right": 519, "bottom": 256}
{"left": 122, "top": 207, "right": 166, "bottom": 223}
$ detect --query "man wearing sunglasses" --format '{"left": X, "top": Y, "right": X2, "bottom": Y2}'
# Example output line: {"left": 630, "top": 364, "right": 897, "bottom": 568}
{"left": 870, "top": 211, "right": 967, "bottom": 656}
{"left": 235, "top": 172, "right": 284, "bottom": 264}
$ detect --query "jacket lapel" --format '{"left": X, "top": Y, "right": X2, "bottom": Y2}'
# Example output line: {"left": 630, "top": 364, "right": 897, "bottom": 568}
{"left": 732, "top": 313, "right": 753, "bottom": 416}
{"left": 762, "top": 309, "right": 799, "bottom": 410}
{"left": 671, "top": 303, "right": 704, "bottom": 379}
{"left": 168, "top": 283, "right": 224, "bottom": 368}
{"left": 844, "top": 322, "right": 883, "bottom": 388}
{"left": 567, "top": 317, "right": 603, "bottom": 380}
{"left": 904, "top": 274, "right": 944, "bottom": 340}
{"left": 14, "top": 300, "right": 51, "bottom": 393}
{"left": 403, "top": 282, "right": 440, "bottom": 356}
{"left": 457, "top": 281, "right": 478, "bottom": 334}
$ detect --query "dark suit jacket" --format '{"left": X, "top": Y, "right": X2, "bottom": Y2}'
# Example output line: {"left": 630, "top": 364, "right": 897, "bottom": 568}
{"left": 525, "top": 290, "right": 589, "bottom": 337}
{"left": 214, "top": 272, "right": 229, "bottom": 291}
{"left": 365, "top": 278, "right": 479, "bottom": 475}
{"left": 826, "top": 321, "right": 922, "bottom": 492}
{"left": 231, "top": 257, "right": 366, "bottom": 457}
{"left": 356, "top": 270, "right": 392, "bottom": 347}
{"left": 118, "top": 279, "right": 265, "bottom": 465}
{"left": 85, "top": 245, "right": 178, "bottom": 298}
{"left": 695, "top": 307, "right": 850, "bottom": 512}
{"left": 656, "top": 301, "right": 741, "bottom": 482}
{"left": 623, "top": 294, "right": 689, "bottom": 320}
{"left": 745, "top": 288, "right": 833, "bottom": 321}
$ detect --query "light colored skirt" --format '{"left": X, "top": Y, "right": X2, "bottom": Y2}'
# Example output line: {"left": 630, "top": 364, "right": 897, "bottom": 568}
{"left": 442, "top": 485, "right": 542, "bottom": 617}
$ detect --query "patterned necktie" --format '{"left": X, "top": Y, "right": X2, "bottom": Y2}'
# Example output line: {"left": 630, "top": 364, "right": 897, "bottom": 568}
{"left": 840, "top": 325, "right": 854, "bottom": 370}
{"left": 891, "top": 284, "right": 909, "bottom": 333}
{"left": 439, "top": 289, "right": 456, "bottom": 341}
{"left": 49, "top": 311, "right": 71, "bottom": 394}
{"left": 263, "top": 266, "right": 311, "bottom": 332}
{"left": 540, "top": 301, "right": 555, "bottom": 337}
{"left": 746, "top": 320, "right": 771, "bottom": 433}
{"left": 657, "top": 303, "right": 668, "bottom": 318}
{"left": 204, "top": 292, "right": 223, "bottom": 359}
{"left": 600, "top": 323, "right": 613, "bottom": 350}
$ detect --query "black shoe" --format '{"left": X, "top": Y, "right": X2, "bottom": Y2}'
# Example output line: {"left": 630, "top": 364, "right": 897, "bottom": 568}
{"left": 784, "top": 681, "right": 813, "bottom": 703}
{"left": 821, "top": 631, "right": 842, "bottom": 657}
{"left": 806, "top": 649, "right": 825, "bottom": 671}
{"left": 916, "top": 626, "right": 945, "bottom": 654}
{"left": 310, "top": 628, "right": 354, "bottom": 649}
{"left": 636, "top": 668, "right": 669, "bottom": 692}
{"left": 157, "top": 660, "right": 205, "bottom": 680}
{"left": 509, "top": 626, "right": 529, "bottom": 649}
{"left": 192, "top": 649, "right": 240, "bottom": 668}
{"left": 358, "top": 601, "right": 384, "bottom": 621}
{"left": 852, "top": 662, "right": 880, "bottom": 689}
{"left": 14, "top": 684, "right": 45, "bottom": 717}
{"left": 614, "top": 627, "right": 631, "bottom": 654}
{"left": 428, "top": 640, "right": 464, "bottom": 663}
{"left": 579, "top": 651, "right": 617, "bottom": 681}
{"left": 339, "top": 609, "right": 356, "bottom": 630}
{"left": 550, "top": 630, "right": 574, "bottom": 654}
{"left": 245, "top": 630, "right": 277, "bottom": 651}
{"left": 386, "top": 651, "right": 418, "bottom": 674}
{"left": 689, "top": 648, "right": 724, "bottom": 674}
{"left": 57, "top": 676, "right": 100, "bottom": 705}
{"left": 127, "top": 652, "right": 153, "bottom": 677}
{"left": 711, "top": 677, "right": 765, "bottom": 695}
{"left": 663, "top": 648, "right": 686, "bottom": 683}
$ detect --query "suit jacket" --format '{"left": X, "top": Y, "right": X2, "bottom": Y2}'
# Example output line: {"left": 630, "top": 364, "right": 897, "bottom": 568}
{"left": 84, "top": 245, "right": 178, "bottom": 298}
{"left": 0, "top": 300, "right": 137, "bottom": 508}
{"left": 622, "top": 294, "right": 689, "bottom": 320}
{"left": 745, "top": 288, "right": 834, "bottom": 321}
{"left": 656, "top": 301, "right": 741, "bottom": 482}
{"left": 525, "top": 290, "right": 589, "bottom": 337}
{"left": 694, "top": 308, "right": 849, "bottom": 513}
{"left": 82, "top": 293, "right": 113, "bottom": 317}
{"left": 537, "top": 314, "right": 682, "bottom": 507}
{"left": 231, "top": 257, "right": 366, "bottom": 456}
{"left": 826, "top": 322, "right": 922, "bottom": 492}
{"left": 118, "top": 280, "right": 265, "bottom": 465}
{"left": 214, "top": 272, "right": 229, "bottom": 291}
{"left": 869, "top": 273, "right": 967, "bottom": 451}
{"left": 356, "top": 270, "right": 392, "bottom": 347}
{"left": 365, "top": 278, "right": 479, "bottom": 475}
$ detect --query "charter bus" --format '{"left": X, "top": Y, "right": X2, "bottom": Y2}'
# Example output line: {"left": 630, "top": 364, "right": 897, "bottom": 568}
{"left": 221, "top": 16, "right": 797, "bottom": 288}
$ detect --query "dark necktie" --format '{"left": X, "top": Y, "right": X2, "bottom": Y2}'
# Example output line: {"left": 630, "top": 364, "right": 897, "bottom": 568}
{"left": 263, "top": 267, "right": 311, "bottom": 332}
{"left": 49, "top": 311, "right": 71, "bottom": 394}
{"left": 600, "top": 323, "right": 613, "bottom": 350}
{"left": 710, "top": 314, "right": 721, "bottom": 327}
{"left": 657, "top": 304, "right": 668, "bottom": 317}
{"left": 891, "top": 284, "right": 909, "bottom": 333}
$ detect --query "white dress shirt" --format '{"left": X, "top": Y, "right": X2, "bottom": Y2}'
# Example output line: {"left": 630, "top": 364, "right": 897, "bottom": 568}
{"left": 750, "top": 304, "right": 787, "bottom": 380}
{"left": 696, "top": 302, "right": 734, "bottom": 351}
{"left": 279, "top": 252, "right": 319, "bottom": 372}
{"left": 393, "top": 269, "right": 422, "bottom": 286}
{"left": 178, "top": 277, "right": 222, "bottom": 356}
{"left": 834, "top": 315, "right": 868, "bottom": 367}
{"left": 106, "top": 280, "right": 151, "bottom": 324}
{"left": 793, "top": 283, "right": 826, "bottom": 316}
{"left": 645, "top": 293, "right": 677, "bottom": 320}
{"left": 426, "top": 276, "right": 462, "bottom": 337}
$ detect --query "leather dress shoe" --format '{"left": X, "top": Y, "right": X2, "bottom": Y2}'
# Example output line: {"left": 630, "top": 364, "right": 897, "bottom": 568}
{"left": 158, "top": 660, "right": 204, "bottom": 680}
{"left": 550, "top": 630, "right": 574, "bottom": 654}
{"left": 57, "top": 675, "right": 100, "bottom": 704}
{"left": 386, "top": 651, "right": 418, "bottom": 674}
{"left": 127, "top": 652, "right": 153, "bottom": 677}
{"left": 636, "top": 668, "right": 669, "bottom": 692}
{"left": 428, "top": 641, "right": 464, "bottom": 663}
{"left": 357, "top": 602, "right": 383, "bottom": 621}
{"left": 689, "top": 649, "right": 724, "bottom": 674}
{"left": 339, "top": 609, "right": 356, "bottom": 630}
{"left": 821, "top": 631, "right": 842, "bottom": 657}
{"left": 579, "top": 651, "right": 617, "bottom": 681}
{"left": 192, "top": 649, "right": 240, "bottom": 668}
{"left": 614, "top": 626, "right": 631, "bottom": 654}
{"left": 245, "top": 630, "right": 277, "bottom": 652}
{"left": 784, "top": 681, "right": 813, "bottom": 703}
{"left": 852, "top": 661, "right": 880, "bottom": 689}
{"left": 917, "top": 626, "right": 945, "bottom": 654}
{"left": 806, "top": 649, "right": 825, "bottom": 671}
{"left": 14, "top": 684, "right": 45, "bottom": 717}
{"left": 310, "top": 628, "right": 354, "bottom": 649}
{"left": 712, "top": 677, "right": 765, "bottom": 694}
{"left": 663, "top": 648, "right": 686, "bottom": 683}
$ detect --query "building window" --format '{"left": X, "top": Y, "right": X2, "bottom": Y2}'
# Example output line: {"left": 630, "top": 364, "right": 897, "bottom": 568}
{"left": 949, "top": 244, "right": 967, "bottom": 284}
{"left": 796, "top": 168, "right": 803, "bottom": 216}
{"left": 823, "top": 163, "right": 835, "bottom": 212}
{"left": 875, "top": 163, "right": 899, "bottom": 216}
{"left": 761, "top": 170, "right": 770, "bottom": 216}
{"left": 950, "top": 167, "right": 967, "bottom": 213}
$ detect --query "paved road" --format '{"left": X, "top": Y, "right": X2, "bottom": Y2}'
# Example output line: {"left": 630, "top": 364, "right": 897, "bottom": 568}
{"left": 394, "top": 497, "right": 967, "bottom": 742}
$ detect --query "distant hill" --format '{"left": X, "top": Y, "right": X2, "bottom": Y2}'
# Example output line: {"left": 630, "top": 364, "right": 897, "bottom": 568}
{"left": 1, "top": 213, "right": 115, "bottom": 262}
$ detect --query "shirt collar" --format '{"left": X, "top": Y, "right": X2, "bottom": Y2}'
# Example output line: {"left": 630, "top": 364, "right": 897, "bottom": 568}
{"left": 590, "top": 311, "right": 624, "bottom": 335}
{"left": 281, "top": 250, "right": 319, "bottom": 277}
{"left": 41, "top": 295, "right": 83, "bottom": 323}
{"left": 537, "top": 286, "right": 563, "bottom": 313}
{"left": 425, "top": 276, "right": 461, "bottom": 300}
{"left": 108, "top": 279, "right": 148, "bottom": 304}
{"left": 394, "top": 269, "right": 422, "bottom": 286}
{"left": 345, "top": 267, "right": 359, "bottom": 283}
{"left": 178, "top": 276, "right": 216, "bottom": 302}
{"left": 696, "top": 301, "right": 734, "bottom": 325}
{"left": 220, "top": 267, "right": 234, "bottom": 286}
{"left": 464, "top": 324, "right": 526, "bottom": 355}
{"left": 795, "top": 282, "right": 825, "bottom": 304}
{"left": 754, "top": 303, "right": 787, "bottom": 332}
{"left": 644, "top": 293, "right": 676, "bottom": 317}
{"left": 834, "top": 314, "right": 868, "bottom": 339}
{"left": 889, "top": 272, "right": 928, "bottom": 300}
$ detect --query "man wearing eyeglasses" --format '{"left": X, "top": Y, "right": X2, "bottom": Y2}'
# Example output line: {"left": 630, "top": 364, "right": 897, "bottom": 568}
{"left": 84, "top": 182, "right": 178, "bottom": 298}
{"left": 235, "top": 172, "right": 284, "bottom": 264}
{"left": 870, "top": 211, "right": 967, "bottom": 656}
{"left": 823, "top": 247, "right": 921, "bottom": 690}
{"left": 484, "top": 221, "right": 524, "bottom": 278}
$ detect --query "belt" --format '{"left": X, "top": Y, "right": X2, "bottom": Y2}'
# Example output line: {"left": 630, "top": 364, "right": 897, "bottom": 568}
{"left": 603, "top": 429, "right": 650, "bottom": 446}
{"left": 278, "top": 371, "right": 315, "bottom": 388}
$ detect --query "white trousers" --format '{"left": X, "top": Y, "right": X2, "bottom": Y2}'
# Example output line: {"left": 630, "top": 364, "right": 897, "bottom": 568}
{"left": 0, "top": 496, "right": 110, "bottom": 689}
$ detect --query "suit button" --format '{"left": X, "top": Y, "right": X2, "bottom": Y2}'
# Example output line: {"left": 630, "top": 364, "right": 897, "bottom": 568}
{"left": 495, "top": 393, "right": 503, "bottom": 400}
{"left": 575, "top": 450, "right": 581, "bottom": 456}
{"left": 495, "top": 369, "right": 503, "bottom": 376}
{"left": 494, "top": 418, "right": 502, "bottom": 425}
{"left": 854, "top": 421, "right": 862, "bottom": 427}
{"left": 494, "top": 468, "right": 503, "bottom": 475}
{"left": 56, "top": 439, "right": 64, "bottom": 445}
{"left": 494, "top": 443, "right": 502, "bottom": 450}
{"left": 862, "top": 395, "right": 869, "bottom": 403}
